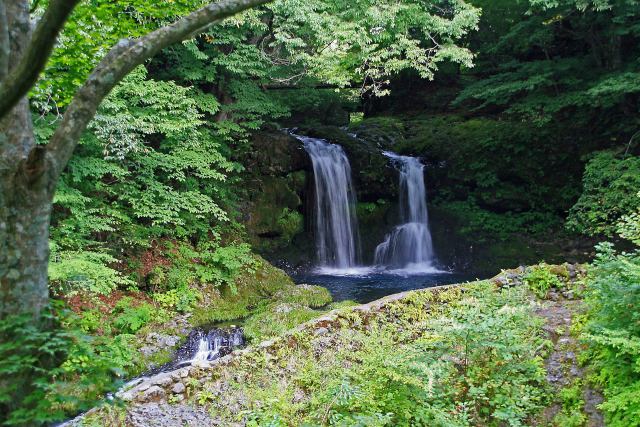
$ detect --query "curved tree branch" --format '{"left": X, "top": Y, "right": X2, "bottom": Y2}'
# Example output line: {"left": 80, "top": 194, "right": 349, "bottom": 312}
{"left": 46, "top": 0, "right": 271, "bottom": 179}
{"left": 0, "top": 0, "right": 80, "bottom": 119}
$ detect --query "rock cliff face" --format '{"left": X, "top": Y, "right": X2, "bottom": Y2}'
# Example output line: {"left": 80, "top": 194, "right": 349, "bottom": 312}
{"left": 237, "top": 131, "right": 313, "bottom": 269}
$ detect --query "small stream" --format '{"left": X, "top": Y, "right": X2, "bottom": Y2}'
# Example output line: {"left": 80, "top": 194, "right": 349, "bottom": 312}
{"left": 143, "top": 326, "right": 245, "bottom": 376}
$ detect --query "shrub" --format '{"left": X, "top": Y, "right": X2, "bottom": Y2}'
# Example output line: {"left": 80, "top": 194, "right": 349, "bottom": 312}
{"left": 49, "top": 246, "right": 134, "bottom": 296}
{"left": 567, "top": 151, "right": 640, "bottom": 237}
{"left": 0, "top": 304, "right": 126, "bottom": 425}
{"left": 112, "top": 298, "right": 154, "bottom": 334}
{"left": 617, "top": 192, "right": 640, "bottom": 245}
{"left": 152, "top": 286, "right": 201, "bottom": 313}
{"left": 162, "top": 241, "right": 257, "bottom": 293}
{"left": 276, "top": 208, "right": 304, "bottom": 243}
{"left": 580, "top": 243, "right": 640, "bottom": 426}
{"left": 524, "top": 264, "right": 564, "bottom": 298}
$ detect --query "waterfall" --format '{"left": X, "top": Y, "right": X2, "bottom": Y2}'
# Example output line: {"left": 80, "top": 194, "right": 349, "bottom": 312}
{"left": 297, "top": 135, "right": 360, "bottom": 269}
{"left": 374, "top": 152, "right": 435, "bottom": 272}
{"left": 178, "top": 328, "right": 244, "bottom": 367}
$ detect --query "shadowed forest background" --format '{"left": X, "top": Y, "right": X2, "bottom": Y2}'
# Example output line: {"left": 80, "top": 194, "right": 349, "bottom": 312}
{"left": 0, "top": 0, "right": 639, "bottom": 425}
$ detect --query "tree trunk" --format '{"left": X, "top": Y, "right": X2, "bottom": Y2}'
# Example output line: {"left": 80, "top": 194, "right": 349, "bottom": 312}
{"left": 0, "top": 100, "right": 55, "bottom": 320}
{"left": 0, "top": 0, "right": 53, "bottom": 321}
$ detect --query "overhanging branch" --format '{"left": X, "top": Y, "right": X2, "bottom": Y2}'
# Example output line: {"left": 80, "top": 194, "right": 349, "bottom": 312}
{"left": 0, "top": 0, "right": 80, "bottom": 119}
{"left": 46, "top": 0, "right": 271, "bottom": 177}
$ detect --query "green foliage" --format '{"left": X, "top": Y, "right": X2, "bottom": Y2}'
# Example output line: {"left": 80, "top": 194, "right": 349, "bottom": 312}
{"left": 164, "top": 242, "right": 257, "bottom": 292}
{"left": 524, "top": 264, "right": 564, "bottom": 298}
{"left": 567, "top": 151, "right": 640, "bottom": 237}
{"left": 276, "top": 208, "right": 304, "bottom": 243}
{"left": 441, "top": 200, "right": 563, "bottom": 241}
{"left": 453, "top": 0, "right": 640, "bottom": 137}
{"left": 49, "top": 244, "right": 134, "bottom": 296}
{"left": 618, "top": 193, "right": 640, "bottom": 245}
{"left": 32, "top": 0, "right": 209, "bottom": 108}
{"left": 45, "top": 65, "right": 245, "bottom": 301}
{"left": 0, "top": 304, "right": 131, "bottom": 425}
{"left": 552, "top": 381, "right": 587, "bottom": 427}
{"left": 268, "top": 0, "right": 479, "bottom": 97}
{"left": 112, "top": 298, "right": 154, "bottom": 334}
{"left": 152, "top": 286, "right": 201, "bottom": 313}
{"left": 580, "top": 243, "right": 640, "bottom": 426}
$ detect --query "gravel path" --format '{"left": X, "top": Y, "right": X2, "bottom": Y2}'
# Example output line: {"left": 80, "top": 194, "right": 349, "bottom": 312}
{"left": 537, "top": 292, "right": 604, "bottom": 426}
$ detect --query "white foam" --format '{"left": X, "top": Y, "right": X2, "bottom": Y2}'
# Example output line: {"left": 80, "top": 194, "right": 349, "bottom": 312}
{"left": 312, "top": 266, "right": 379, "bottom": 277}
{"left": 382, "top": 263, "right": 450, "bottom": 277}
{"left": 311, "top": 264, "right": 449, "bottom": 277}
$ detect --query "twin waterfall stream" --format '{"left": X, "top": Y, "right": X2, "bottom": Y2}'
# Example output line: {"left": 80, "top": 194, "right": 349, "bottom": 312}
{"left": 297, "top": 134, "right": 436, "bottom": 274}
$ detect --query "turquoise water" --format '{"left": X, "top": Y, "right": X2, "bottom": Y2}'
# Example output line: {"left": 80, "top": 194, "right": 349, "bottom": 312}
{"left": 293, "top": 268, "right": 478, "bottom": 303}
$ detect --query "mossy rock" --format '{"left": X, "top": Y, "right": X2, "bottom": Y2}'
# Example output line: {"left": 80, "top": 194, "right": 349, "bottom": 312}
{"left": 246, "top": 131, "right": 307, "bottom": 175}
{"left": 349, "top": 116, "right": 406, "bottom": 148}
{"left": 245, "top": 175, "right": 305, "bottom": 251}
{"left": 548, "top": 264, "right": 570, "bottom": 279}
{"left": 191, "top": 256, "right": 295, "bottom": 325}
{"left": 273, "top": 284, "right": 332, "bottom": 308}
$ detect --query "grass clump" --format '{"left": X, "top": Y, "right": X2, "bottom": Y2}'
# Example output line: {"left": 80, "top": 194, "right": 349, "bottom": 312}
{"left": 553, "top": 381, "right": 587, "bottom": 427}
{"left": 243, "top": 303, "right": 320, "bottom": 340}
{"left": 524, "top": 263, "right": 565, "bottom": 298}
{"left": 273, "top": 284, "right": 332, "bottom": 308}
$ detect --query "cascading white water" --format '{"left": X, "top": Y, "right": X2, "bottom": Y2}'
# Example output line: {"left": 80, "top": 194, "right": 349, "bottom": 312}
{"left": 297, "top": 135, "right": 360, "bottom": 269}
{"left": 188, "top": 328, "right": 244, "bottom": 365}
{"left": 374, "top": 152, "right": 435, "bottom": 271}
{"left": 191, "top": 336, "right": 211, "bottom": 363}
